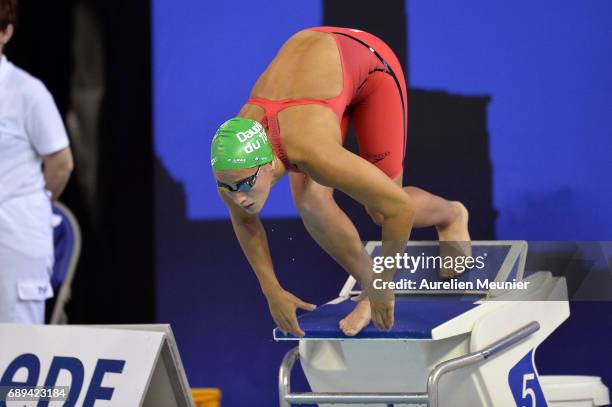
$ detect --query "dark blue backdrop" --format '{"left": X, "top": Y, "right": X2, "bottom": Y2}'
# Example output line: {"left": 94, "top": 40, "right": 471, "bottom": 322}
{"left": 153, "top": 1, "right": 612, "bottom": 405}
{"left": 409, "top": 1, "right": 612, "bottom": 239}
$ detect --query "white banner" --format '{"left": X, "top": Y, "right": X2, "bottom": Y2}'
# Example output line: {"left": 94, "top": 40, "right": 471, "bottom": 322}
{"left": 0, "top": 324, "right": 164, "bottom": 406}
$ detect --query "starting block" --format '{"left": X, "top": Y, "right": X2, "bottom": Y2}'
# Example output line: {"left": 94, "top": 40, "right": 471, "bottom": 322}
{"left": 274, "top": 241, "right": 610, "bottom": 407}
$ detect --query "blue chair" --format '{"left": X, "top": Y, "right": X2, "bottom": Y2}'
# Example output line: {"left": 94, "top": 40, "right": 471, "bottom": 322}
{"left": 49, "top": 201, "right": 82, "bottom": 324}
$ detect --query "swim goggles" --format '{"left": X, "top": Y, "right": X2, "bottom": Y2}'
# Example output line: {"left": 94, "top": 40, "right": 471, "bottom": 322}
{"left": 216, "top": 166, "right": 261, "bottom": 193}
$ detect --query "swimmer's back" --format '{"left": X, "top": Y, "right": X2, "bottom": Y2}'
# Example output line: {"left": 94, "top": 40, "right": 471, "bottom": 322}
{"left": 250, "top": 30, "right": 343, "bottom": 101}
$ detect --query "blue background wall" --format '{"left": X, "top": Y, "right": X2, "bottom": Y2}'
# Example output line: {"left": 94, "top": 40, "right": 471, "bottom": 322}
{"left": 153, "top": 1, "right": 612, "bottom": 405}
{"left": 153, "top": 1, "right": 320, "bottom": 219}
{"left": 408, "top": 1, "right": 612, "bottom": 239}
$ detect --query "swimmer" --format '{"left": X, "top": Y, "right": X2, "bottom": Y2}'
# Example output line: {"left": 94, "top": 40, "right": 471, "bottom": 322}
{"left": 211, "top": 27, "right": 470, "bottom": 337}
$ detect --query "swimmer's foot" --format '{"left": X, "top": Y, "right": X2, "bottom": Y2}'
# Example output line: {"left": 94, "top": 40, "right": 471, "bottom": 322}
{"left": 339, "top": 298, "right": 371, "bottom": 337}
{"left": 436, "top": 201, "right": 471, "bottom": 279}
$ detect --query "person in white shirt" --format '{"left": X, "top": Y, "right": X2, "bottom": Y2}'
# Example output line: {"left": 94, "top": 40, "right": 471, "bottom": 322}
{"left": 0, "top": 0, "right": 74, "bottom": 323}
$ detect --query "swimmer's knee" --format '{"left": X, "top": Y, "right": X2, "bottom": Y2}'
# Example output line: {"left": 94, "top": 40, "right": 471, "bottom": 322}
{"left": 365, "top": 207, "right": 384, "bottom": 226}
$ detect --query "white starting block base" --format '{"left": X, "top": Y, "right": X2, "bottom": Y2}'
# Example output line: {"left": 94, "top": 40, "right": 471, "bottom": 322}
{"left": 541, "top": 376, "right": 610, "bottom": 407}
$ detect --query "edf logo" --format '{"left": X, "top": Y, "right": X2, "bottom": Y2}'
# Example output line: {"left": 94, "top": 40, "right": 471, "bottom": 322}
{"left": 0, "top": 354, "right": 125, "bottom": 406}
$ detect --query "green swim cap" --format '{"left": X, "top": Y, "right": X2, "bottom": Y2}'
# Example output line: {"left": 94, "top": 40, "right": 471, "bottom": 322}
{"left": 211, "top": 117, "right": 274, "bottom": 171}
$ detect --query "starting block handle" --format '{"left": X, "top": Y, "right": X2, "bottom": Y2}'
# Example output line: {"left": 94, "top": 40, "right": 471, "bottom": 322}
{"left": 427, "top": 321, "right": 540, "bottom": 406}
{"left": 279, "top": 347, "right": 299, "bottom": 407}
{"left": 279, "top": 321, "right": 540, "bottom": 406}
{"left": 285, "top": 392, "right": 429, "bottom": 404}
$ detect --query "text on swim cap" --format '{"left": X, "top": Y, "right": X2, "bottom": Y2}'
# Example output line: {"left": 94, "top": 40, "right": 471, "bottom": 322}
{"left": 235, "top": 122, "right": 265, "bottom": 143}
{"left": 236, "top": 122, "right": 270, "bottom": 154}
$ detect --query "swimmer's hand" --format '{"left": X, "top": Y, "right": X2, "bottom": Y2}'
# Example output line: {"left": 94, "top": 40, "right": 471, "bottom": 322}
{"left": 266, "top": 289, "right": 316, "bottom": 337}
{"left": 369, "top": 289, "right": 395, "bottom": 331}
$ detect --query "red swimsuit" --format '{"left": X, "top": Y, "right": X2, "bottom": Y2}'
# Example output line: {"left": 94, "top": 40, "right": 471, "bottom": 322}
{"left": 246, "top": 26, "right": 408, "bottom": 179}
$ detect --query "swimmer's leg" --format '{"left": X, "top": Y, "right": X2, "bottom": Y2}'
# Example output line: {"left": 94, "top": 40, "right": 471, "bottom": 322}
{"left": 366, "top": 175, "right": 469, "bottom": 237}
{"left": 350, "top": 52, "right": 470, "bottom": 277}
{"left": 367, "top": 174, "right": 471, "bottom": 277}
{"left": 289, "top": 172, "right": 372, "bottom": 336}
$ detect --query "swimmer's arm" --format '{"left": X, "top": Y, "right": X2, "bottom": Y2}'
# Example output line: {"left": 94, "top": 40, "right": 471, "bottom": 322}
{"left": 219, "top": 191, "right": 281, "bottom": 295}
{"left": 297, "top": 147, "right": 413, "bottom": 234}
{"left": 283, "top": 107, "right": 414, "bottom": 247}
{"left": 219, "top": 192, "right": 315, "bottom": 336}
{"left": 296, "top": 141, "right": 412, "bottom": 331}
{"left": 293, "top": 141, "right": 414, "bottom": 275}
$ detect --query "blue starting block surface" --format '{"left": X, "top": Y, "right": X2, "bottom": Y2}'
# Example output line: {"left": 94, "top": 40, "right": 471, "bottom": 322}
{"left": 274, "top": 295, "right": 480, "bottom": 340}
{"left": 274, "top": 242, "right": 527, "bottom": 340}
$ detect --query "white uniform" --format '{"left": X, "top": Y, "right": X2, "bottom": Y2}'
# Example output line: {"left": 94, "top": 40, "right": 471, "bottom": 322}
{"left": 0, "top": 55, "right": 69, "bottom": 323}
